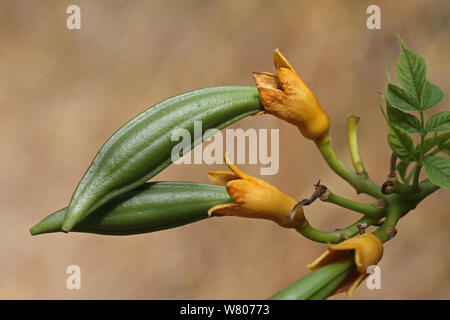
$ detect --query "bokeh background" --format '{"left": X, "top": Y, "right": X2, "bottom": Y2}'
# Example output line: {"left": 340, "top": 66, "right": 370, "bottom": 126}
{"left": 1, "top": 0, "right": 449, "bottom": 299}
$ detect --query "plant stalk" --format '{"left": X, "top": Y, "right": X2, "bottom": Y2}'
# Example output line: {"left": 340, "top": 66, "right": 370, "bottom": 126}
{"left": 320, "top": 189, "right": 384, "bottom": 217}
{"left": 347, "top": 115, "right": 366, "bottom": 175}
{"left": 315, "top": 133, "right": 382, "bottom": 198}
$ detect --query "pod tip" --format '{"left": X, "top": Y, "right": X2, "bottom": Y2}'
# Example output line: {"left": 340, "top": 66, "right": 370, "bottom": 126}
{"left": 61, "top": 219, "right": 74, "bottom": 233}
{"left": 29, "top": 227, "right": 38, "bottom": 236}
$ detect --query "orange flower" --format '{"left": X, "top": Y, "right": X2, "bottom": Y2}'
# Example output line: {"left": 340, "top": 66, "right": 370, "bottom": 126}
{"left": 207, "top": 155, "right": 303, "bottom": 228}
{"left": 307, "top": 233, "right": 384, "bottom": 298}
{"left": 253, "top": 49, "right": 330, "bottom": 141}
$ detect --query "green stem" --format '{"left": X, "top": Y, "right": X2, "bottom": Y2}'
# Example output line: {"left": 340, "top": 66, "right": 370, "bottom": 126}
{"left": 295, "top": 220, "right": 343, "bottom": 243}
{"left": 410, "top": 179, "right": 440, "bottom": 204}
{"left": 413, "top": 111, "right": 426, "bottom": 189}
{"left": 320, "top": 189, "right": 384, "bottom": 218}
{"left": 296, "top": 215, "right": 381, "bottom": 244}
{"left": 390, "top": 181, "right": 415, "bottom": 195}
{"left": 412, "top": 164, "right": 422, "bottom": 189}
{"left": 374, "top": 179, "right": 439, "bottom": 243}
{"left": 347, "top": 115, "right": 366, "bottom": 175}
{"left": 373, "top": 205, "right": 403, "bottom": 243}
{"left": 419, "top": 179, "right": 440, "bottom": 194}
{"left": 339, "top": 216, "right": 381, "bottom": 239}
{"left": 316, "top": 134, "right": 382, "bottom": 198}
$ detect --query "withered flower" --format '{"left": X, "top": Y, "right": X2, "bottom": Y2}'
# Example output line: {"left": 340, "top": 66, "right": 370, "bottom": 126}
{"left": 208, "top": 155, "right": 303, "bottom": 228}
{"left": 253, "top": 49, "right": 330, "bottom": 141}
{"left": 307, "top": 233, "right": 384, "bottom": 298}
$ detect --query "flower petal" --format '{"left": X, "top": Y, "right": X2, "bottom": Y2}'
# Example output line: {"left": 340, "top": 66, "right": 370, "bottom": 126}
{"left": 225, "top": 179, "right": 300, "bottom": 227}
{"left": 306, "top": 248, "right": 350, "bottom": 271}
{"left": 207, "top": 156, "right": 302, "bottom": 228}
{"left": 346, "top": 273, "right": 366, "bottom": 299}
{"left": 255, "top": 87, "right": 287, "bottom": 112}
{"left": 307, "top": 234, "right": 383, "bottom": 298}
{"left": 224, "top": 153, "right": 252, "bottom": 179}
{"left": 274, "top": 48, "right": 295, "bottom": 71}
{"left": 277, "top": 67, "right": 313, "bottom": 97}
{"left": 252, "top": 110, "right": 266, "bottom": 116}
{"left": 252, "top": 72, "right": 282, "bottom": 90}
{"left": 207, "top": 171, "right": 240, "bottom": 186}
{"left": 254, "top": 49, "right": 330, "bottom": 141}
{"left": 208, "top": 203, "right": 240, "bottom": 216}
{"left": 308, "top": 234, "right": 383, "bottom": 273}
{"left": 329, "top": 234, "right": 383, "bottom": 273}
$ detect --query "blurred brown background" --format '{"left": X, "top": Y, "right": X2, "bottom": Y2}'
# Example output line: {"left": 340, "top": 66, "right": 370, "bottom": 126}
{"left": 1, "top": 0, "right": 449, "bottom": 299}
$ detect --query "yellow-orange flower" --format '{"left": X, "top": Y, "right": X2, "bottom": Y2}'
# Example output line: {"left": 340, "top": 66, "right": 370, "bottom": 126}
{"left": 253, "top": 49, "right": 330, "bottom": 141}
{"left": 207, "top": 155, "right": 303, "bottom": 228}
{"left": 307, "top": 233, "right": 384, "bottom": 298}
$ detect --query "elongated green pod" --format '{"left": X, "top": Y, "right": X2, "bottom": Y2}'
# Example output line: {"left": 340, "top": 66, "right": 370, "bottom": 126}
{"left": 31, "top": 182, "right": 231, "bottom": 236}
{"left": 62, "top": 86, "right": 262, "bottom": 232}
{"left": 307, "top": 265, "right": 353, "bottom": 300}
{"left": 269, "top": 257, "right": 355, "bottom": 300}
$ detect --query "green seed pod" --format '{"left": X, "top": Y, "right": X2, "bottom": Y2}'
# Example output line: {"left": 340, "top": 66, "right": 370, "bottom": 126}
{"left": 31, "top": 182, "right": 231, "bottom": 236}
{"left": 269, "top": 257, "right": 355, "bottom": 300}
{"left": 307, "top": 265, "right": 353, "bottom": 300}
{"left": 62, "top": 86, "right": 262, "bottom": 232}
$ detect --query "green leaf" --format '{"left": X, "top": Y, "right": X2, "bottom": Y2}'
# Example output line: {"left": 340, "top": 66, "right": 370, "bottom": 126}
{"left": 437, "top": 132, "right": 450, "bottom": 145}
{"left": 387, "top": 123, "right": 416, "bottom": 161}
{"left": 422, "top": 81, "right": 444, "bottom": 110}
{"left": 386, "top": 83, "right": 419, "bottom": 111}
{"left": 441, "top": 142, "right": 450, "bottom": 156}
{"left": 424, "top": 156, "right": 450, "bottom": 189}
{"left": 386, "top": 103, "right": 422, "bottom": 133}
{"left": 421, "top": 132, "right": 450, "bottom": 155}
{"left": 381, "top": 103, "right": 416, "bottom": 161}
{"left": 421, "top": 134, "right": 438, "bottom": 154}
{"left": 425, "top": 111, "right": 450, "bottom": 132}
{"left": 396, "top": 160, "right": 411, "bottom": 183}
{"left": 395, "top": 36, "right": 427, "bottom": 104}
{"left": 385, "top": 69, "right": 393, "bottom": 83}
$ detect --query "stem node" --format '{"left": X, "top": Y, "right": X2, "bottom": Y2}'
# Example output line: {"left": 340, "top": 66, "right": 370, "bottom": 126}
{"left": 357, "top": 223, "right": 368, "bottom": 234}
{"left": 387, "top": 227, "right": 398, "bottom": 239}
{"left": 374, "top": 198, "right": 386, "bottom": 209}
